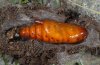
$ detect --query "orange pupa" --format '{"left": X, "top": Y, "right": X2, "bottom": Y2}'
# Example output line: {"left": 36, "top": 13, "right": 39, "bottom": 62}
{"left": 19, "top": 19, "right": 88, "bottom": 44}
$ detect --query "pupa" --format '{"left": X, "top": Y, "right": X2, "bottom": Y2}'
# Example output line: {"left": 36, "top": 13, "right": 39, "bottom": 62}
{"left": 19, "top": 19, "right": 88, "bottom": 44}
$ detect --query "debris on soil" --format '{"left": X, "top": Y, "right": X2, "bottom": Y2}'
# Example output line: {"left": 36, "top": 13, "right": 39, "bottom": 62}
{"left": 0, "top": 3, "right": 100, "bottom": 65}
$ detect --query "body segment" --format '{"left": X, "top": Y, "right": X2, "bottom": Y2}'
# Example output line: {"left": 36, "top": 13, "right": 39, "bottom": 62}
{"left": 19, "top": 19, "right": 88, "bottom": 44}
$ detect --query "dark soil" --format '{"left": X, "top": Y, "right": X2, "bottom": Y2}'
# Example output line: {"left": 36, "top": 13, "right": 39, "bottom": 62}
{"left": 0, "top": 3, "right": 100, "bottom": 65}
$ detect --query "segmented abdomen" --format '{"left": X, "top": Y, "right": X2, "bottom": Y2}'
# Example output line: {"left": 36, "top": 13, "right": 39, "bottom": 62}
{"left": 19, "top": 19, "right": 88, "bottom": 44}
